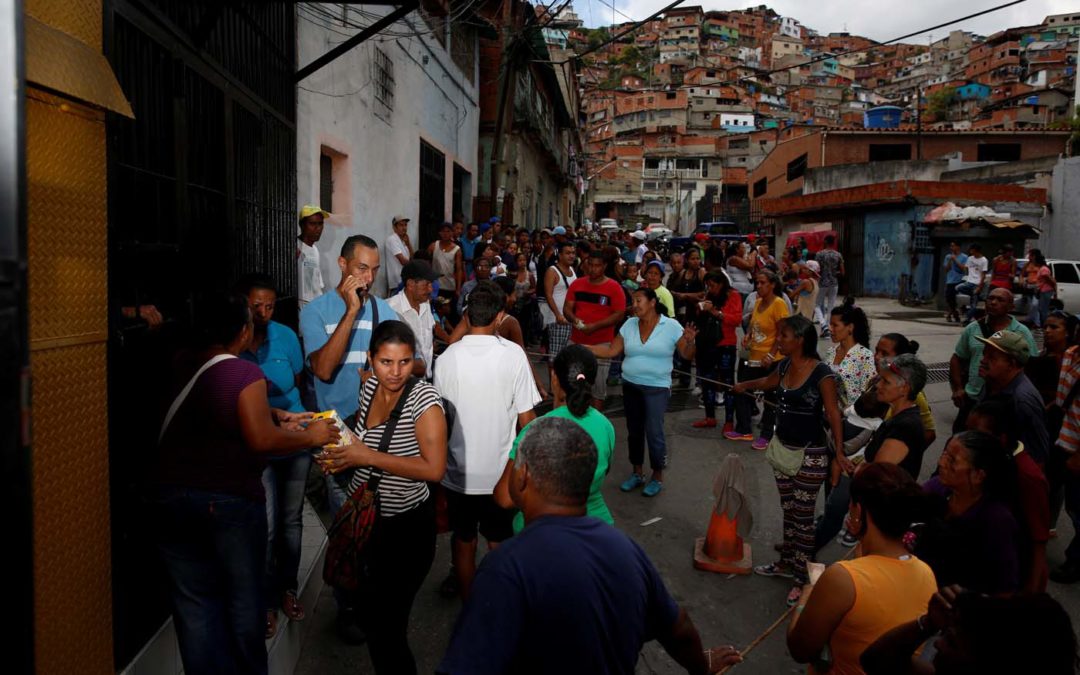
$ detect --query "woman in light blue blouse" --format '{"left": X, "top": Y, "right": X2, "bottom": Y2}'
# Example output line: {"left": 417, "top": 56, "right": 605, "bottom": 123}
{"left": 590, "top": 288, "right": 697, "bottom": 497}
{"left": 238, "top": 273, "right": 309, "bottom": 636}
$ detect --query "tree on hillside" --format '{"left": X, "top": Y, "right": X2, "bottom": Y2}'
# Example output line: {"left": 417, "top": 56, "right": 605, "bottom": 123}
{"left": 586, "top": 28, "right": 610, "bottom": 50}
{"left": 926, "top": 87, "right": 958, "bottom": 120}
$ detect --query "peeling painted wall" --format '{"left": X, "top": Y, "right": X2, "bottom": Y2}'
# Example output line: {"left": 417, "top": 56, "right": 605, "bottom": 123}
{"left": 297, "top": 10, "right": 480, "bottom": 296}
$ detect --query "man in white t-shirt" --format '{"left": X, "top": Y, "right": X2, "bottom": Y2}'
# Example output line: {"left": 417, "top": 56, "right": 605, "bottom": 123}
{"left": 434, "top": 280, "right": 540, "bottom": 599}
{"left": 957, "top": 243, "right": 989, "bottom": 322}
{"left": 297, "top": 204, "right": 328, "bottom": 307}
{"left": 632, "top": 229, "right": 649, "bottom": 263}
{"left": 388, "top": 259, "right": 438, "bottom": 379}
{"left": 385, "top": 214, "right": 412, "bottom": 292}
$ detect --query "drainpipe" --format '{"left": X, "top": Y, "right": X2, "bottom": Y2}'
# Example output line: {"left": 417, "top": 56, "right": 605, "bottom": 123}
{"left": 820, "top": 129, "right": 827, "bottom": 171}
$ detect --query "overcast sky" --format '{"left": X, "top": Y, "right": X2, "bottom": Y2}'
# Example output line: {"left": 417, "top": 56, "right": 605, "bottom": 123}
{"left": 576, "top": 0, "right": 1080, "bottom": 42}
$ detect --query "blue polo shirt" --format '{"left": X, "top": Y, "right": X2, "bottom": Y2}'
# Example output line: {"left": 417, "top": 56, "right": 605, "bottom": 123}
{"left": 945, "top": 252, "right": 968, "bottom": 285}
{"left": 299, "top": 290, "right": 395, "bottom": 418}
{"left": 239, "top": 320, "right": 305, "bottom": 413}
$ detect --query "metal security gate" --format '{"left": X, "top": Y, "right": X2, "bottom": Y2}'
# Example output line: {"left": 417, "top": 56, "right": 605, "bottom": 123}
{"left": 419, "top": 139, "right": 446, "bottom": 248}
{"left": 835, "top": 214, "right": 865, "bottom": 297}
{"left": 104, "top": 1, "right": 296, "bottom": 665}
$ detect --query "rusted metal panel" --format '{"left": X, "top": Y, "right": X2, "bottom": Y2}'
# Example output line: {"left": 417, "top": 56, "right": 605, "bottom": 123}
{"left": 26, "top": 0, "right": 102, "bottom": 49}
{"left": 26, "top": 90, "right": 114, "bottom": 674}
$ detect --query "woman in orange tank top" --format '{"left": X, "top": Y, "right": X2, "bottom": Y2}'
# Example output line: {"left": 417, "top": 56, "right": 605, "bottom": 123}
{"left": 787, "top": 463, "right": 937, "bottom": 675}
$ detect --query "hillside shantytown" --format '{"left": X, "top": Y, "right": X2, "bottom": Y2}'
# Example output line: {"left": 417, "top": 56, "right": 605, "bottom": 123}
{"left": 7, "top": 2, "right": 1080, "bottom": 675}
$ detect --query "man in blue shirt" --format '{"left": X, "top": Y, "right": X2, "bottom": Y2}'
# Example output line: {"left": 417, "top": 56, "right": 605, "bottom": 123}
{"left": 943, "top": 240, "right": 969, "bottom": 323}
{"left": 438, "top": 417, "right": 741, "bottom": 675}
{"left": 299, "top": 233, "right": 395, "bottom": 644}
{"left": 300, "top": 234, "right": 395, "bottom": 420}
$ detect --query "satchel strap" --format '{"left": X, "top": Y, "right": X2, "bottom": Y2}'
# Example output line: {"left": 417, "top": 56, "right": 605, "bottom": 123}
{"left": 365, "top": 376, "right": 419, "bottom": 494}
{"left": 159, "top": 353, "right": 236, "bottom": 443}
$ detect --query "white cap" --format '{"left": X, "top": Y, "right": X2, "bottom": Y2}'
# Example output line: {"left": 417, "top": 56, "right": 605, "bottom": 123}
{"left": 631, "top": 230, "right": 647, "bottom": 240}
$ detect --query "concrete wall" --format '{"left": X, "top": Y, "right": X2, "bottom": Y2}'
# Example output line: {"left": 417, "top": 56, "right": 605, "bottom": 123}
{"left": 297, "top": 9, "right": 479, "bottom": 295}
{"left": 803, "top": 160, "right": 949, "bottom": 194}
{"left": 1042, "top": 157, "right": 1080, "bottom": 259}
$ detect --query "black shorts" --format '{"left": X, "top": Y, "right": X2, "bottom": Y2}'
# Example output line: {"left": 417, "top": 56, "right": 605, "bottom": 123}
{"left": 445, "top": 490, "right": 514, "bottom": 544}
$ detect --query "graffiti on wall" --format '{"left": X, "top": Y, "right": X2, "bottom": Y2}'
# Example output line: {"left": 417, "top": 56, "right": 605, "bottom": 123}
{"left": 875, "top": 237, "right": 896, "bottom": 264}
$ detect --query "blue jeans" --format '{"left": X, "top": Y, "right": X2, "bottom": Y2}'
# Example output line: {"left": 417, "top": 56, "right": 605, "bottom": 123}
{"left": 700, "top": 345, "right": 736, "bottom": 423}
{"left": 814, "top": 473, "right": 851, "bottom": 554}
{"left": 263, "top": 452, "right": 312, "bottom": 608}
{"left": 156, "top": 487, "right": 267, "bottom": 675}
{"left": 1036, "top": 290, "right": 1053, "bottom": 328}
{"left": 623, "top": 381, "right": 671, "bottom": 472}
{"left": 735, "top": 362, "right": 777, "bottom": 438}
{"left": 955, "top": 282, "right": 982, "bottom": 320}
{"left": 817, "top": 284, "right": 839, "bottom": 316}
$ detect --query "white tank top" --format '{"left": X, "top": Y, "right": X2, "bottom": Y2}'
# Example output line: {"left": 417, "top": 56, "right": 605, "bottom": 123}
{"left": 433, "top": 243, "right": 459, "bottom": 290}
{"left": 726, "top": 260, "right": 753, "bottom": 294}
{"left": 540, "top": 264, "right": 577, "bottom": 324}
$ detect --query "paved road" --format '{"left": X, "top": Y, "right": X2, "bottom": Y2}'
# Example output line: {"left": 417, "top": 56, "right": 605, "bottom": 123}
{"left": 294, "top": 298, "right": 1080, "bottom": 674}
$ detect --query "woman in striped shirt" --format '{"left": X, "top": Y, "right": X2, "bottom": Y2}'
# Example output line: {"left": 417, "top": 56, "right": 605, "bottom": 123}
{"left": 319, "top": 320, "right": 447, "bottom": 674}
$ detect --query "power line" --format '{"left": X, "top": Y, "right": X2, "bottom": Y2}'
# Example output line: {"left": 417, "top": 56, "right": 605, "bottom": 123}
{"left": 745, "top": 0, "right": 1030, "bottom": 82}
{"left": 543, "top": 0, "right": 688, "bottom": 65}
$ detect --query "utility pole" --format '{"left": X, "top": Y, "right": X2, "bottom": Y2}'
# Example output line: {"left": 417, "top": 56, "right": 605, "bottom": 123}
{"left": 489, "top": 0, "right": 522, "bottom": 223}
{"left": 915, "top": 82, "right": 923, "bottom": 160}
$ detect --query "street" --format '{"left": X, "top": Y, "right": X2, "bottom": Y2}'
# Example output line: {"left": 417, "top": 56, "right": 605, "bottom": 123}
{"left": 293, "top": 298, "right": 1080, "bottom": 674}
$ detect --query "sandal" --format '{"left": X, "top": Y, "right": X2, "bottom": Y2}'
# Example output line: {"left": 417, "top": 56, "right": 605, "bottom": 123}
{"left": 754, "top": 561, "right": 794, "bottom": 578}
{"left": 266, "top": 610, "right": 278, "bottom": 639}
{"left": 283, "top": 590, "right": 306, "bottom": 621}
{"left": 786, "top": 586, "right": 803, "bottom": 607}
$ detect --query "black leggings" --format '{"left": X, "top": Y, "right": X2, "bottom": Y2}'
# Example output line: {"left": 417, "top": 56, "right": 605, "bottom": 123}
{"left": 354, "top": 498, "right": 436, "bottom": 675}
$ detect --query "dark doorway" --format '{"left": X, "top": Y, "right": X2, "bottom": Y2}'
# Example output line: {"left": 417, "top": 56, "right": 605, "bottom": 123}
{"left": 419, "top": 140, "right": 446, "bottom": 248}
{"left": 452, "top": 162, "right": 470, "bottom": 223}
{"left": 105, "top": 1, "right": 296, "bottom": 666}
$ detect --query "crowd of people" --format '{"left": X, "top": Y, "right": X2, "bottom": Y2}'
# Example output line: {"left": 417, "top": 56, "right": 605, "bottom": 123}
{"left": 151, "top": 207, "right": 1078, "bottom": 675}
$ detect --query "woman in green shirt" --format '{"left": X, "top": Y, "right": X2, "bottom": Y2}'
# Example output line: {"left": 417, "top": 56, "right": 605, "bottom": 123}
{"left": 495, "top": 345, "right": 615, "bottom": 531}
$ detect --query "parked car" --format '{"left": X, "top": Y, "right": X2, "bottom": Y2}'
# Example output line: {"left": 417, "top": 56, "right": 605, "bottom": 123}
{"left": 669, "top": 221, "right": 740, "bottom": 251}
{"left": 599, "top": 218, "right": 619, "bottom": 233}
{"left": 957, "top": 257, "right": 1080, "bottom": 316}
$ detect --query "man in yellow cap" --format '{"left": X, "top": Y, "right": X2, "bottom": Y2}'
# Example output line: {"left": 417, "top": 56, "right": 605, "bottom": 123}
{"left": 297, "top": 205, "right": 330, "bottom": 307}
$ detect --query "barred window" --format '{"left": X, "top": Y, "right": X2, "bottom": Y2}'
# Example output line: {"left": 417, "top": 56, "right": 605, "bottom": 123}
{"left": 374, "top": 47, "right": 395, "bottom": 115}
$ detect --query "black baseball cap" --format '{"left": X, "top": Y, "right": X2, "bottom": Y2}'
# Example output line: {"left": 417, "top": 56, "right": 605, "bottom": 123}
{"left": 402, "top": 259, "right": 439, "bottom": 282}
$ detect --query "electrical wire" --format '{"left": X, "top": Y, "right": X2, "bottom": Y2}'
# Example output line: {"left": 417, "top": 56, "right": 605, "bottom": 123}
{"left": 540, "top": 0, "right": 688, "bottom": 65}
{"left": 742, "top": 0, "right": 1030, "bottom": 82}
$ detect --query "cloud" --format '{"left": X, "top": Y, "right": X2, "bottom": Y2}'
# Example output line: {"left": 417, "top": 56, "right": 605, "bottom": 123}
{"left": 577, "top": 0, "right": 1077, "bottom": 43}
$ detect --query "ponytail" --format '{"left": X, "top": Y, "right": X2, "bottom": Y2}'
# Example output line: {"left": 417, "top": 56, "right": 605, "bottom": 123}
{"left": 554, "top": 345, "right": 598, "bottom": 417}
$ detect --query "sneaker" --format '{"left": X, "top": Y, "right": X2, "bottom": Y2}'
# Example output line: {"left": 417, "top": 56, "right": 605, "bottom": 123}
{"left": 642, "top": 479, "right": 663, "bottom": 497}
{"left": 786, "top": 586, "right": 803, "bottom": 606}
{"left": 838, "top": 532, "right": 858, "bottom": 547}
{"left": 754, "top": 561, "right": 794, "bottom": 578}
{"left": 620, "top": 473, "right": 646, "bottom": 492}
{"left": 722, "top": 421, "right": 734, "bottom": 434}
{"left": 751, "top": 437, "right": 770, "bottom": 451}
{"left": 1051, "top": 561, "right": 1080, "bottom": 584}
{"left": 335, "top": 608, "right": 367, "bottom": 645}
{"left": 438, "top": 570, "right": 459, "bottom": 599}
{"left": 692, "top": 418, "right": 717, "bottom": 429}
{"left": 724, "top": 431, "right": 753, "bottom": 442}
{"left": 1050, "top": 528, "right": 1059, "bottom": 539}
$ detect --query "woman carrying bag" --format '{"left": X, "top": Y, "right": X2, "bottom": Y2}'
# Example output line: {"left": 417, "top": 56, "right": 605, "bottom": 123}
{"left": 733, "top": 315, "right": 845, "bottom": 606}
{"left": 319, "top": 320, "right": 448, "bottom": 675}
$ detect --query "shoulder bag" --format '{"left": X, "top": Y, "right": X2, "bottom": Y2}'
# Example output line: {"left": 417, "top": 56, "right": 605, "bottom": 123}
{"left": 158, "top": 353, "right": 236, "bottom": 443}
{"left": 323, "top": 376, "right": 418, "bottom": 591}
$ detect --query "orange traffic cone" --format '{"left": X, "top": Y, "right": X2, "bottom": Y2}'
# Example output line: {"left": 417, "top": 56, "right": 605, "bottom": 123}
{"left": 693, "top": 453, "right": 753, "bottom": 574}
